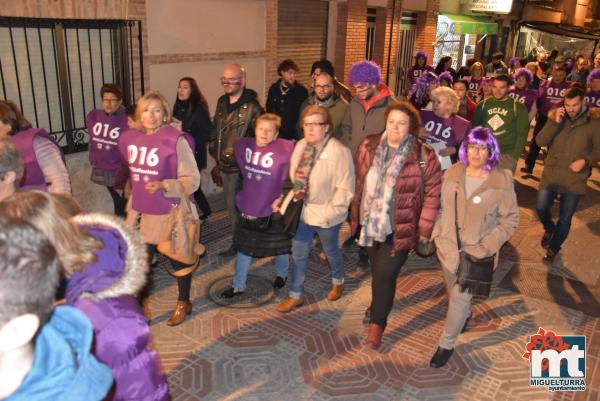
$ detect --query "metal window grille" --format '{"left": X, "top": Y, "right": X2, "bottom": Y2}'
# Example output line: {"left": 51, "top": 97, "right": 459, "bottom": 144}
{"left": 393, "top": 12, "right": 418, "bottom": 96}
{"left": 0, "top": 17, "right": 144, "bottom": 154}
{"left": 433, "top": 15, "right": 463, "bottom": 70}
{"left": 366, "top": 8, "right": 377, "bottom": 60}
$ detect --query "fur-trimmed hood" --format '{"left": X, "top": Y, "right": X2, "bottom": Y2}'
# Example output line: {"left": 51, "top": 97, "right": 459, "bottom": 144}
{"left": 65, "top": 213, "right": 148, "bottom": 302}
{"left": 547, "top": 106, "right": 600, "bottom": 123}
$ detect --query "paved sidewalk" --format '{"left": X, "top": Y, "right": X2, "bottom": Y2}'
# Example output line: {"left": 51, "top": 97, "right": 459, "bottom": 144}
{"left": 145, "top": 160, "right": 600, "bottom": 401}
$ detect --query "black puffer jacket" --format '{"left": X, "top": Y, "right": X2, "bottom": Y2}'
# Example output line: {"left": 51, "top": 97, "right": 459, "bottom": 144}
{"left": 173, "top": 99, "right": 212, "bottom": 170}
{"left": 266, "top": 79, "right": 308, "bottom": 140}
{"left": 209, "top": 88, "right": 264, "bottom": 173}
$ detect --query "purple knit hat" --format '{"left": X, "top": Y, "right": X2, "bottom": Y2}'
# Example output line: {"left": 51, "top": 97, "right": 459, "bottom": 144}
{"left": 415, "top": 50, "right": 428, "bottom": 62}
{"left": 348, "top": 60, "right": 382, "bottom": 86}
{"left": 513, "top": 67, "right": 533, "bottom": 84}
{"left": 588, "top": 68, "right": 600, "bottom": 83}
{"left": 508, "top": 57, "right": 520, "bottom": 68}
{"left": 439, "top": 71, "right": 454, "bottom": 86}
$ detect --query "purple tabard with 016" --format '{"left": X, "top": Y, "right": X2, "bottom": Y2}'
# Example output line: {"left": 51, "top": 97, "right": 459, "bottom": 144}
{"left": 86, "top": 109, "right": 129, "bottom": 174}
{"left": 234, "top": 137, "right": 295, "bottom": 217}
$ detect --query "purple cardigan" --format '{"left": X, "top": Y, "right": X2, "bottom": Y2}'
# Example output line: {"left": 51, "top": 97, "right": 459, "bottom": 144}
{"left": 65, "top": 214, "right": 168, "bottom": 401}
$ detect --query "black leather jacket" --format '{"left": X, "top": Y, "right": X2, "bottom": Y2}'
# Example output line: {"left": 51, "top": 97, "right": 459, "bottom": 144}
{"left": 209, "top": 89, "right": 263, "bottom": 173}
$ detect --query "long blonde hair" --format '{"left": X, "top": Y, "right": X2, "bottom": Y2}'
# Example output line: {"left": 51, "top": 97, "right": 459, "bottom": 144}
{"left": 0, "top": 191, "right": 101, "bottom": 275}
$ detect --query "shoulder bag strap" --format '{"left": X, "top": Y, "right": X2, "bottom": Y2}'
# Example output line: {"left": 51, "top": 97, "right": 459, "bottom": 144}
{"left": 454, "top": 190, "right": 462, "bottom": 250}
{"left": 303, "top": 135, "right": 333, "bottom": 201}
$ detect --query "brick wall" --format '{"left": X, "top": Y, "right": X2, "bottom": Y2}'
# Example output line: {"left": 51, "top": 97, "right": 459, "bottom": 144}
{"left": 414, "top": 0, "right": 439, "bottom": 67}
{"left": 335, "top": 0, "right": 368, "bottom": 84}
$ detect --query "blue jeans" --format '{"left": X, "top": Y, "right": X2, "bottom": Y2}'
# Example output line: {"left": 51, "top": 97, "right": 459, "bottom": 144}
{"left": 232, "top": 252, "right": 289, "bottom": 291}
{"left": 289, "top": 221, "right": 345, "bottom": 299}
{"left": 536, "top": 188, "right": 581, "bottom": 253}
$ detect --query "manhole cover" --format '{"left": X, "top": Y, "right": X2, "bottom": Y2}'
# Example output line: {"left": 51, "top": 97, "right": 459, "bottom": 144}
{"left": 208, "top": 274, "right": 275, "bottom": 308}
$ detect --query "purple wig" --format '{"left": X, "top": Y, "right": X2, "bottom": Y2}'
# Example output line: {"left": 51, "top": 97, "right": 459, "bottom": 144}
{"left": 513, "top": 67, "right": 533, "bottom": 84}
{"left": 439, "top": 71, "right": 454, "bottom": 86}
{"left": 348, "top": 60, "right": 382, "bottom": 86}
{"left": 588, "top": 68, "right": 600, "bottom": 83}
{"left": 508, "top": 57, "right": 520, "bottom": 68}
{"left": 458, "top": 127, "right": 501, "bottom": 171}
{"left": 415, "top": 50, "right": 428, "bottom": 62}
{"left": 414, "top": 71, "right": 438, "bottom": 103}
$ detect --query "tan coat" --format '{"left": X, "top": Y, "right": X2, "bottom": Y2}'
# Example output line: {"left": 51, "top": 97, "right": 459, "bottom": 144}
{"left": 125, "top": 137, "right": 200, "bottom": 244}
{"left": 282, "top": 137, "right": 355, "bottom": 228}
{"left": 431, "top": 163, "right": 519, "bottom": 274}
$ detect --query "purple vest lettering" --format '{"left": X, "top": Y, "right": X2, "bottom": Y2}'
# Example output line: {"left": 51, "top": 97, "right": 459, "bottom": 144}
{"left": 585, "top": 90, "right": 600, "bottom": 109}
{"left": 538, "top": 80, "right": 570, "bottom": 115}
{"left": 119, "top": 126, "right": 189, "bottom": 215}
{"left": 9, "top": 128, "right": 60, "bottom": 190}
{"left": 234, "top": 138, "right": 295, "bottom": 217}
{"left": 407, "top": 65, "right": 433, "bottom": 86}
{"left": 508, "top": 87, "right": 538, "bottom": 112}
{"left": 467, "top": 78, "right": 482, "bottom": 100}
{"left": 86, "top": 109, "right": 129, "bottom": 174}
{"left": 419, "top": 110, "right": 471, "bottom": 147}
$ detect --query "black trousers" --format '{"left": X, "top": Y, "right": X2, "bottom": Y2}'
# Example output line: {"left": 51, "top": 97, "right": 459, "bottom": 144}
{"left": 525, "top": 113, "right": 548, "bottom": 170}
{"left": 146, "top": 244, "right": 192, "bottom": 301}
{"left": 194, "top": 186, "right": 211, "bottom": 217}
{"left": 107, "top": 186, "right": 127, "bottom": 217}
{"left": 366, "top": 238, "right": 409, "bottom": 329}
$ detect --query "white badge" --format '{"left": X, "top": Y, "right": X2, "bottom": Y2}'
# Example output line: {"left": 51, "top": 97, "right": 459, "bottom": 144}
{"left": 473, "top": 196, "right": 482, "bottom": 204}
{"left": 320, "top": 152, "right": 328, "bottom": 159}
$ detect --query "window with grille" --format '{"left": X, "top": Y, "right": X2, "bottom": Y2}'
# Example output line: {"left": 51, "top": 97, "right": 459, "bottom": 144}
{"left": 366, "top": 8, "right": 377, "bottom": 60}
{"left": 433, "top": 14, "right": 463, "bottom": 70}
{"left": 0, "top": 17, "right": 143, "bottom": 154}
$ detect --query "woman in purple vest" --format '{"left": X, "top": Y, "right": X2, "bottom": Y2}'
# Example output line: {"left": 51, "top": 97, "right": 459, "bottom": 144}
{"left": 118, "top": 91, "right": 201, "bottom": 326}
{"left": 220, "top": 113, "right": 295, "bottom": 298}
{"left": 0, "top": 191, "right": 169, "bottom": 401}
{"left": 86, "top": 84, "right": 129, "bottom": 216}
{"left": 420, "top": 87, "right": 472, "bottom": 171}
{"left": 467, "top": 62, "right": 484, "bottom": 102}
{"left": 172, "top": 77, "right": 213, "bottom": 220}
{"left": 585, "top": 68, "right": 600, "bottom": 109}
{"left": 0, "top": 100, "right": 70, "bottom": 194}
{"left": 508, "top": 68, "right": 539, "bottom": 120}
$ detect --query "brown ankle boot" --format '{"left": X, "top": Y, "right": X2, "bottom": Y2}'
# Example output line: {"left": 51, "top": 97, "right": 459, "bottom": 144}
{"left": 327, "top": 284, "right": 345, "bottom": 301}
{"left": 276, "top": 297, "right": 303, "bottom": 313}
{"left": 167, "top": 300, "right": 192, "bottom": 326}
{"left": 365, "top": 323, "right": 384, "bottom": 350}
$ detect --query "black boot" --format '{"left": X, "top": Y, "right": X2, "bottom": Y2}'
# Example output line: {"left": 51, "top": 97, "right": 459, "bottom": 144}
{"left": 429, "top": 347, "right": 454, "bottom": 368}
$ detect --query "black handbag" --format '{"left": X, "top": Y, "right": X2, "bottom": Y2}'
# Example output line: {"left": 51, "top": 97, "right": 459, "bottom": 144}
{"left": 415, "top": 141, "right": 436, "bottom": 257}
{"left": 239, "top": 212, "right": 272, "bottom": 231}
{"left": 281, "top": 197, "right": 303, "bottom": 236}
{"left": 454, "top": 192, "right": 495, "bottom": 297}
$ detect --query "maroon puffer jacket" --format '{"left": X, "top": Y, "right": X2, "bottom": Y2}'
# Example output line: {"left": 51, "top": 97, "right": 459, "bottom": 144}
{"left": 350, "top": 133, "right": 442, "bottom": 252}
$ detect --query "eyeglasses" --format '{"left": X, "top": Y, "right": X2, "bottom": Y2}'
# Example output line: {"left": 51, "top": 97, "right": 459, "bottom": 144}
{"left": 303, "top": 122, "right": 326, "bottom": 128}
{"left": 102, "top": 98, "right": 120, "bottom": 103}
{"left": 354, "top": 84, "right": 371, "bottom": 91}
{"left": 220, "top": 77, "right": 242, "bottom": 85}
{"left": 467, "top": 144, "right": 489, "bottom": 153}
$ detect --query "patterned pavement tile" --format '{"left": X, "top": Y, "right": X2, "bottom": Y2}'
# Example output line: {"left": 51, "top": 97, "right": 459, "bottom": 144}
{"left": 138, "top": 162, "right": 600, "bottom": 400}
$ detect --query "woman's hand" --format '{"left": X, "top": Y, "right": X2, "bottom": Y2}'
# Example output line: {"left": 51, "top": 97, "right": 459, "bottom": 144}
{"left": 439, "top": 146, "right": 456, "bottom": 157}
{"left": 272, "top": 196, "right": 283, "bottom": 213}
{"left": 145, "top": 181, "right": 165, "bottom": 194}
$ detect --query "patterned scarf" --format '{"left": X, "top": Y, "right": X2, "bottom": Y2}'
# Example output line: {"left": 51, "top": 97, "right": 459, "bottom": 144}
{"left": 359, "top": 133, "right": 413, "bottom": 247}
{"left": 293, "top": 136, "right": 331, "bottom": 200}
